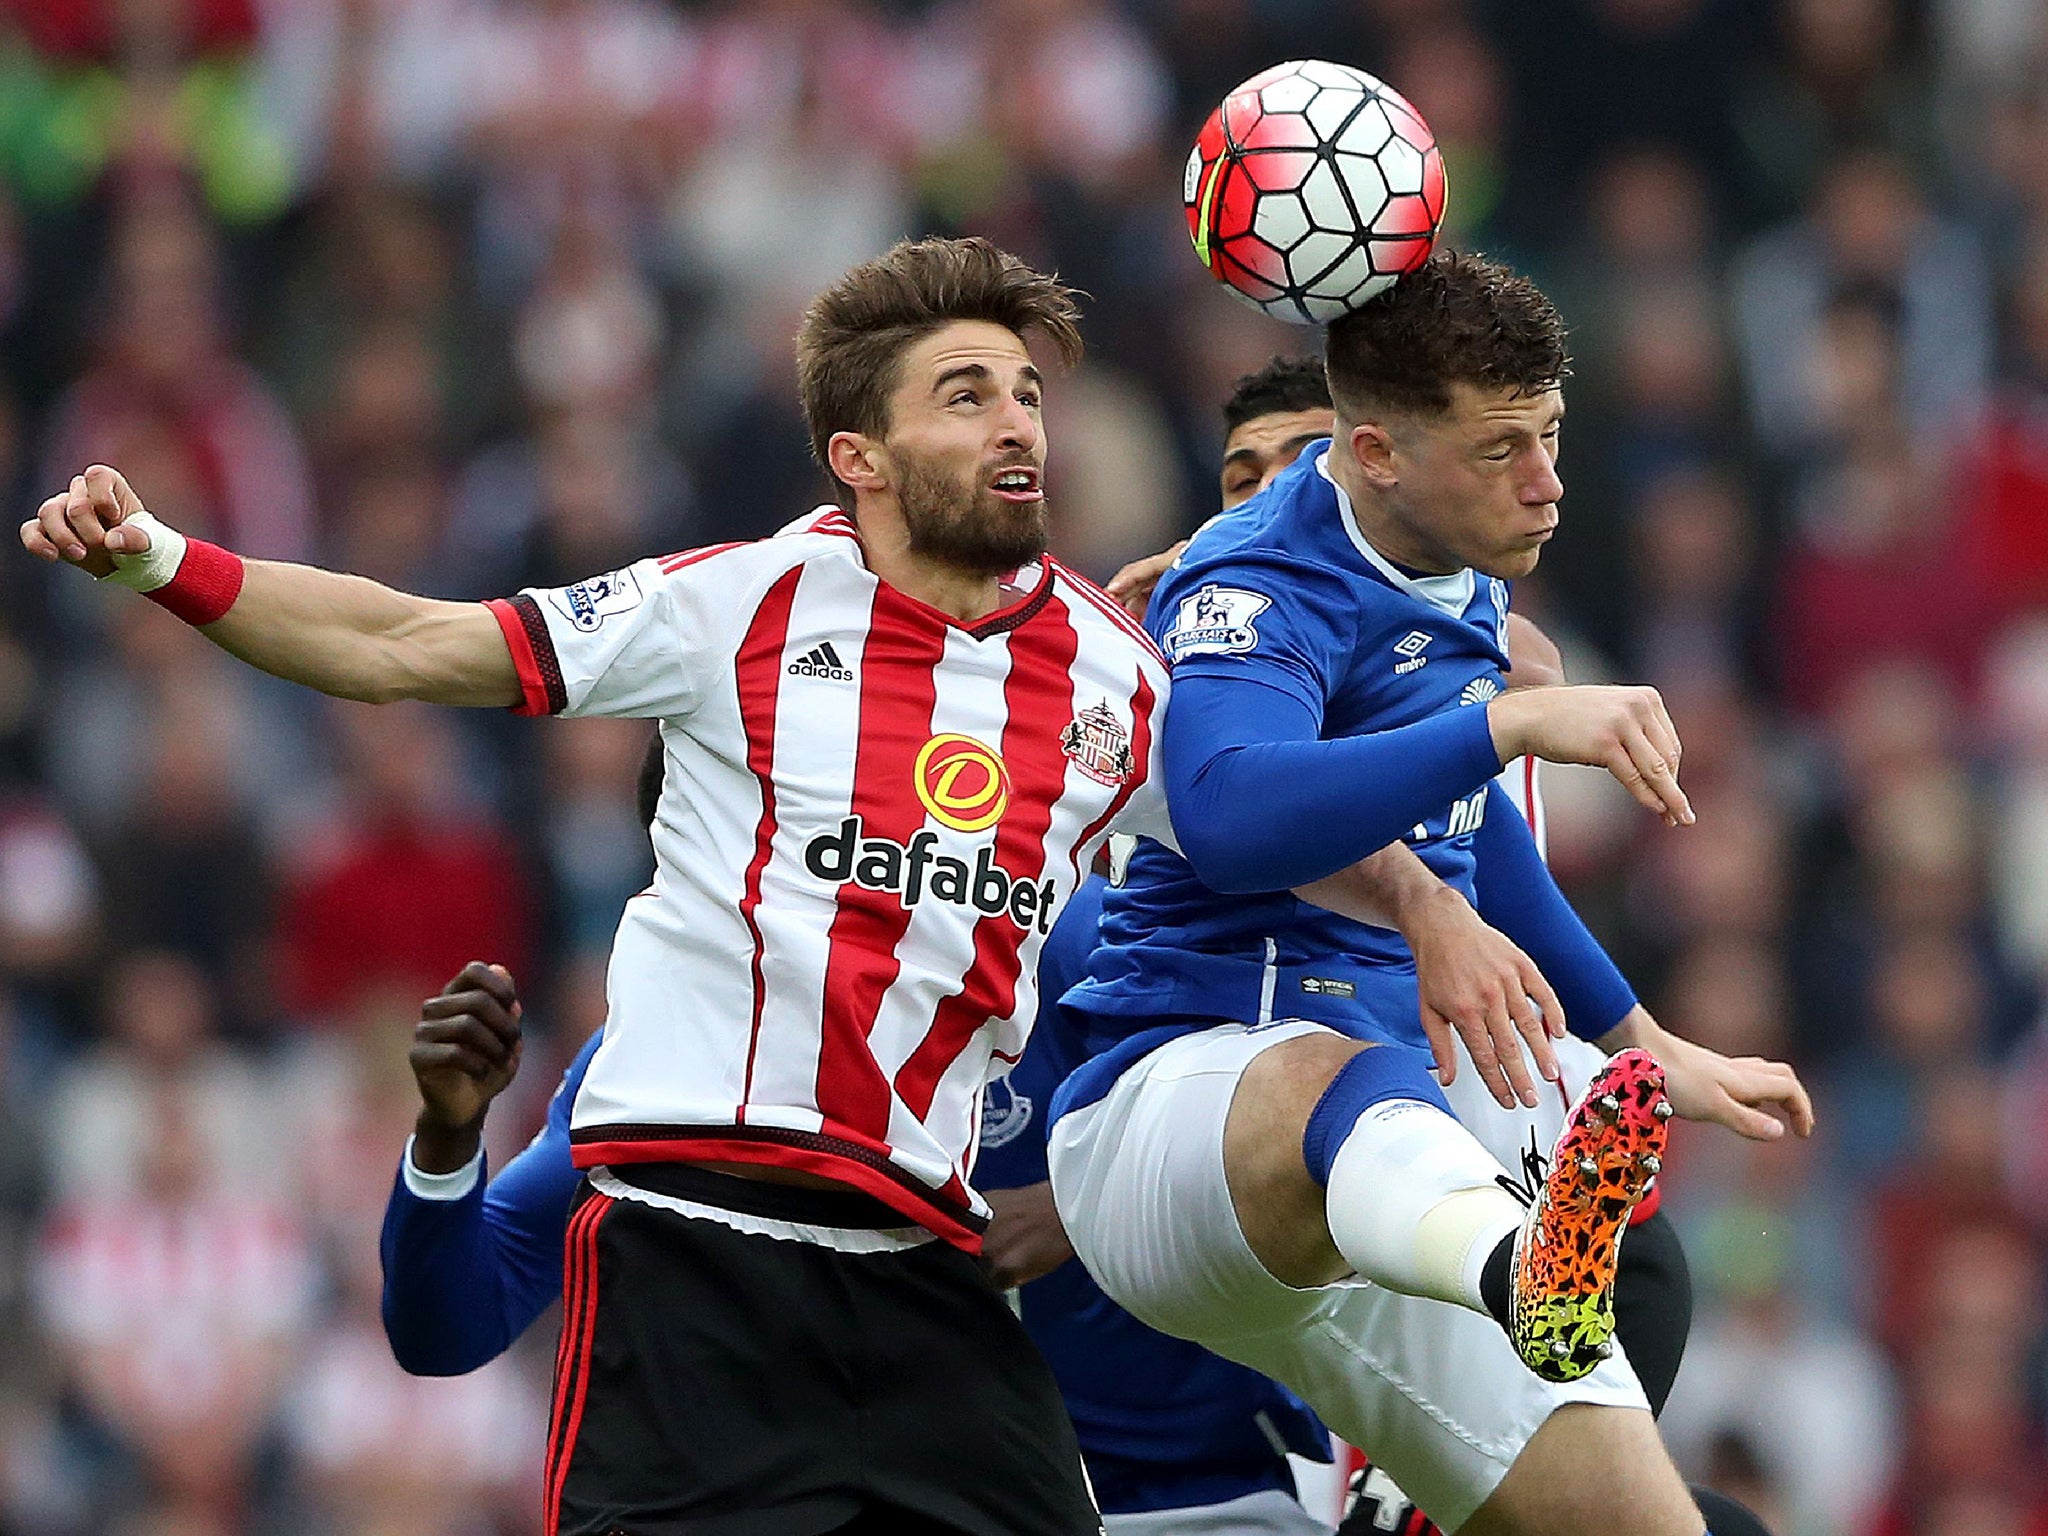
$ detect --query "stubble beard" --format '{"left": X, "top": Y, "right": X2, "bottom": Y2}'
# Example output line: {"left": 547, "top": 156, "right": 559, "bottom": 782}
{"left": 895, "top": 449, "right": 1049, "bottom": 578}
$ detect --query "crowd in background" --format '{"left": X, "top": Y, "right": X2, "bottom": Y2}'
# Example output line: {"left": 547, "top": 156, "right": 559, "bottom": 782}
{"left": 0, "top": 0, "right": 2043, "bottom": 1532}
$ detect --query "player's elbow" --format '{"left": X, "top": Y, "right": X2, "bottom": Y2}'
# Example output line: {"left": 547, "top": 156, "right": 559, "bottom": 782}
{"left": 1172, "top": 816, "right": 1277, "bottom": 895}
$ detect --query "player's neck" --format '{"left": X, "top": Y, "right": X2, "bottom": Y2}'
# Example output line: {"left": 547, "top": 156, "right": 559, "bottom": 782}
{"left": 1328, "top": 455, "right": 1462, "bottom": 577}
{"left": 857, "top": 518, "right": 1012, "bottom": 624}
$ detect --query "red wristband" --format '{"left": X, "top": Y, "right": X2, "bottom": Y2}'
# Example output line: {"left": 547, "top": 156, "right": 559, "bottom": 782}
{"left": 144, "top": 538, "right": 245, "bottom": 626}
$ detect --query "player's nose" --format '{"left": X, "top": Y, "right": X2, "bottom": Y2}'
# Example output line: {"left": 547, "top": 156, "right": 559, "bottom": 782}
{"left": 1522, "top": 454, "right": 1562, "bottom": 507}
{"left": 993, "top": 395, "right": 1040, "bottom": 453}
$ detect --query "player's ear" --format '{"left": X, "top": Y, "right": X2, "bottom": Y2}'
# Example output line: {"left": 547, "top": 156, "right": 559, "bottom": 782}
{"left": 1348, "top": 419, "right": 1398, "bottom": 490}
{"left": 827, "top": 431, "right": 887, "bottom": 496}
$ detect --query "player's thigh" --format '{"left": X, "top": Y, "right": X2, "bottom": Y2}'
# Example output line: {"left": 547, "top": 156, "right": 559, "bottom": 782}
{"left": 1461, "top": 1402, "right": 1700, "bottom": 1536}
{"left": 1217, "top": 1280, "right": 1653, "bottom": 1536}
{"left": 1221, "top": 1026, "right": 1377, "bottom": 1288}
{"left": 1047, "top": 1021, "right": 1339, "bottom": 1346}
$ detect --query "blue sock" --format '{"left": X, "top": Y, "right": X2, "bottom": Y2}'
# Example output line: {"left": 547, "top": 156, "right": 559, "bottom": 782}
{"left": 1301, "top": 1043, "right": 1454, "bottom": 1188}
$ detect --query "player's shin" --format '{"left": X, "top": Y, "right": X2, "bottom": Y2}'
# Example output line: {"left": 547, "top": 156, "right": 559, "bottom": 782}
{"left": 1304, "top": 1045, "right": 1522, "bottom": 1315}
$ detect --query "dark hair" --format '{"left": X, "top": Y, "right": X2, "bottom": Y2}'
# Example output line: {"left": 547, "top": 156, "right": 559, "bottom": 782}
{"left": 636, "top": 729, "right": 664, "bottom": 830}
{"left": 1324, "top": 250, "right": 1569, "bottom": 421}
{"left": 1221, "top": 355, "right": 1333, "bottom": 434}
{"left": 796, "top": 238, "right": 1085, "bottom": 509}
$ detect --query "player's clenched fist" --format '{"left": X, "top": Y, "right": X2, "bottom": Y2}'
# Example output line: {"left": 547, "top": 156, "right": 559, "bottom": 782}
{"left": 409, "top": 962, "right": 524, "bottom": 1172}
{"left": 1485, "top": 684, "right": 1692, "bottom": 828}
{"left": 19, "top": 464, "right": 153, "bottom": 577}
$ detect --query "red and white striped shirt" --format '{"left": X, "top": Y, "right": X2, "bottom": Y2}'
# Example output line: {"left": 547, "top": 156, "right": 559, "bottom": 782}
{"left": 487, "top": 510, "right": 1174, "bottom": 1250}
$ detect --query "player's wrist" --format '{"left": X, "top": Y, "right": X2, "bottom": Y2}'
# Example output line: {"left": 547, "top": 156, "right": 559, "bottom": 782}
{"left": 95, "top": 510, "right": 245, "bottom": 626}
{"left": 1483, "top": 693, "right": 1531, "bottom": 766}
{"left": 411, "top": 1107, "right": 486, "bottom": 1173}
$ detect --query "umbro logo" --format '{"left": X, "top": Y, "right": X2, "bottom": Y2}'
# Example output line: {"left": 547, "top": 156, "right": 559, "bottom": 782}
{"left": 1394, "top": 630, "right": 1432, "bottom": 674}
{"left": 788, "top": 642, "right": 854, "bottom": 682}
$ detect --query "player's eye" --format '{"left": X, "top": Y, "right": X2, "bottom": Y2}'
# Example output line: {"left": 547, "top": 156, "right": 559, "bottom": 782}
{"left": 1017, "top": 390, "right": 1042, "bottom": 409}
{"left": 949, "top": 389, "right": 980, "bottom": 408}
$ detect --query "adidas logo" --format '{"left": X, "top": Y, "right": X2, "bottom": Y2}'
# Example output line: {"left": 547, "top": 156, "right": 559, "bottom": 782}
{"left": 788, "top": 642, "right": 855, "bottom": 682}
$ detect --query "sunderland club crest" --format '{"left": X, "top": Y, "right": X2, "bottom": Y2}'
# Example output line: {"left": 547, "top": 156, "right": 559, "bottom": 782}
{"left": 1061, "top": 700, "right": 1136, "bottom": 787}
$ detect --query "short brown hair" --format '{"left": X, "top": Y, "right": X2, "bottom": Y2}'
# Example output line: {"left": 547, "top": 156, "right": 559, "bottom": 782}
{"left": 796, "top": 238, "right": 1085, "bottom": 509}
{"left": 1324, "top": 250, "right": 1569, "bottom": 422}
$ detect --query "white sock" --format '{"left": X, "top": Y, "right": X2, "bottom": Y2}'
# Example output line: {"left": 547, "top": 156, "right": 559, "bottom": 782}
{"left": 1323, "top": 1098, "right": 1523, "bottom": 1314}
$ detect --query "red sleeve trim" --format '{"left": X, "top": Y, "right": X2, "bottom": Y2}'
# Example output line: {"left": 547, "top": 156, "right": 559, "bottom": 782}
{"left": 143, "top": 538, "right": 244, "bottom": 626}
{"left": 485, "top": 595, "right": 563, "bottom": 715}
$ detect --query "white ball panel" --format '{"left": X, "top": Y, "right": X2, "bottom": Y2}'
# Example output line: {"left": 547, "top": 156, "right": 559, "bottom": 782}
{"left": 1379, "top": 136, "right": 1426, "bottom": 196}
{"left": 1336, "top": 152, "right": 1390, "bottom": 222}
{"left": 1303, "top": 86, "right": 1365, "bottom": 141}
{"left": 1298, "top": 159, "right": 1351, "bottom": 230}
{"left": 1254, "top": 191, "right": 1313, "bottom": 251}
{"left": 1259, "top": 73, "right": 1318, "bottom": 114}
{"left": 1297, "top": 59, "right": 1377, "bottom": 91}
{"left": 1287, "top": 229, "right": 1361, "bottom": 288}
{"left": 1338, "top": 99, "right": 1393, "bottom": 155}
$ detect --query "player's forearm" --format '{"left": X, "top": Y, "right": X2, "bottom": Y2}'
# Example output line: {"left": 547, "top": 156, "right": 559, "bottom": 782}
{"left": 1470, "top": 786, "right": 1637, "bottom": 1039}
{"left": 1294, "top": 842, "right": 1451, "bottom": 931}
{"left": 205, "top": 560, "right": 520, "bottom": 707}
{"left": 380, "top": 1165, "right": 558, "bottom": 1375}
{"left": 1592, "top": 1005, "right": 1657, "bottom": 1053}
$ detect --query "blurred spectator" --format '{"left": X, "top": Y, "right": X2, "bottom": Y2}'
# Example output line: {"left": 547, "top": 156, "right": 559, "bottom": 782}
{"left": 274, "top": 702, "right": 532, "bottom": 1024}
{"left": 0, "top": 0, "right": 294, "bottom": 224}
{"left": 44, "top": 950, "right": 283, "bottom": 1203}
{"left": 1662, "top": 1138, "right": 1898, "bottom": 1536}
{"left": 38, "top": 193, "right": 315, "bottom": 563}
{"left": 540, "top": 718, "right": 655, "bottom": 957}
{"left": 32, "top": 1086, "right": 315, "bottom": 1533}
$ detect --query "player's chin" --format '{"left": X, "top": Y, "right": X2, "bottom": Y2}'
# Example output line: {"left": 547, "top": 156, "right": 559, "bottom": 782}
{"left": 1478, "top": 545, "right": 1546, "bottom": 580}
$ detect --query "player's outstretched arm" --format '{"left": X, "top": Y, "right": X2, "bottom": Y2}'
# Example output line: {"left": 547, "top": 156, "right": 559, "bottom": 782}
{"left": 1299, "top": 843, "right": 1565, "bottom": 1111}
{"left": 22, "top": 466, "right": 519, "bottom": 708}
{"left": 381, "top": 964, "right": 585, "bottom": 1376}
{"left": 1601, "top": 1006, "right": 1816, "bottom": 1142}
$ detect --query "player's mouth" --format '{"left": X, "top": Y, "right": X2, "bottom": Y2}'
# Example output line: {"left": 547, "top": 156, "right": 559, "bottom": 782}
{"left": 988, "top": 467, "right": 1043, "bottom": 504}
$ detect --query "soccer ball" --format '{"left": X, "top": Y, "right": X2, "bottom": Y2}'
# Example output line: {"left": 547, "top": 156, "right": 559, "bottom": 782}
{"left": 1184, "top": 60, "right": 1447, "bottom": 325}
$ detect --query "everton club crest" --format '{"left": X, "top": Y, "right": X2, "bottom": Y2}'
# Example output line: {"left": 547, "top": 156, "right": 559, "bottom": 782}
{"left": 1061, "top": 700, "right": 1136, "bottom": 787}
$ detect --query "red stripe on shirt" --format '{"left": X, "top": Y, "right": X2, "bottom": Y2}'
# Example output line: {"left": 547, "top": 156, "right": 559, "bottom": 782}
{"left": 812, "top": 587, "right": 946, "bottom": 1145}
{"left": 656, "top": 541, "right": 744, "bottom": 574}
{"left": 1523, "top": 755, "right": 1538, "bottom": 834}
{"left": 1053, "top": 560, "right": 1168, "bottom": 664}
{"left": 895, "top": 594, "right": 1079, "bottom": 1121}
{"left": 732, "top": 568, "right": 804, "bottom": 1120}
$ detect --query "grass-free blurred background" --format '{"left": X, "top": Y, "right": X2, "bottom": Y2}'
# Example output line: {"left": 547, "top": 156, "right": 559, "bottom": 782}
{"left": 0, "top": 0, "right": 2043, "bottom": 1532}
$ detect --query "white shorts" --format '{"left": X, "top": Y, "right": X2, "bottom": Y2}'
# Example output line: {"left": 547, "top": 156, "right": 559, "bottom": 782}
{"left": 1047, "top": 1022, "right": 1648, "bottom": 1536}
{"left": 1104, "top": 1488, "right": 1330, "bottom": 1534}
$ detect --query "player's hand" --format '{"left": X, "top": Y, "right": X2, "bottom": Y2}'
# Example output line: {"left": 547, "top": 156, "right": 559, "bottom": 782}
{"left": 19, "top": 465, "right": 151, "bottom": 578}
{"left": 1104, "top": 540, "right": 1188, "bottom": 621}
{"left": 1403, "top": 885, "right": 1565, "bottom": 1110}
{"left": 980, "top": 1181, "right": 1075, "bottom": 1290}
{"left": 1485, "top": 684, "right": 1692, "bottom": 827}
{"left": 410, "top": 962, "right": 524, "bottom": 1162}
{"left": 1608, "top": 1008, "right": 1814, "bottom": 1141}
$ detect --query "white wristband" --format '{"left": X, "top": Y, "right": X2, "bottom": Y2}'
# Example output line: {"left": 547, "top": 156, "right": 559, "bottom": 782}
{"left": 95, "top": 511, "right": 188, "bottom": 594}
{"left": 402, "top": 1137, "right": 484, "bottom": 1201}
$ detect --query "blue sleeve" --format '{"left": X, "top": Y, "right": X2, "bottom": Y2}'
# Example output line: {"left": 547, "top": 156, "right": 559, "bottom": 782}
{"left": 1469, "top": 784, "right": 1638, "bottom": 1041}
{"left": 1163, "top": 671, "right": 1504, "bottom": 893}
{"left": 379, "top": 1034, "right": 597, "bottom": 1375}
